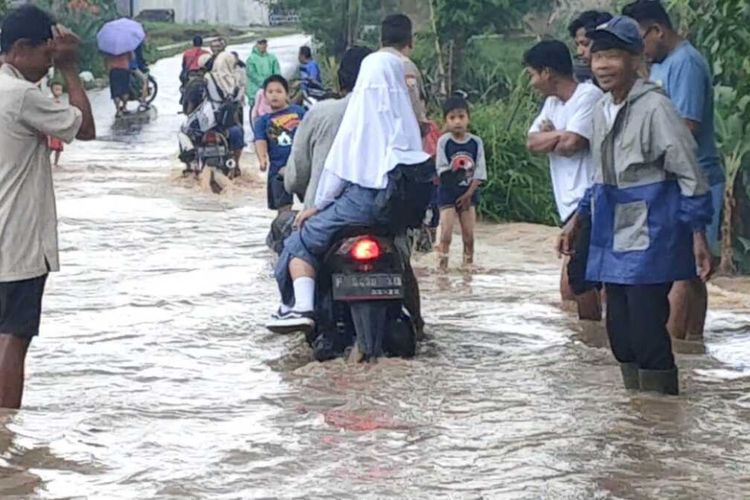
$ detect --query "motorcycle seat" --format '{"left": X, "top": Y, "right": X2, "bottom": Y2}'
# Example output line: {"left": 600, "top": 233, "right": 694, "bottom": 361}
{"left": 334, "top": 226, "right": 393, "bottom": 241}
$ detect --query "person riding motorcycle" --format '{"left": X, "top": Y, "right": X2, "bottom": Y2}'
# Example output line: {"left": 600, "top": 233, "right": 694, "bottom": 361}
{"left": 130, "top": 42, "right": 150, "bottom": 109}
{"left": 182, "top": 53, "right": 210, "bottom": 115}
{"left": 266, "top": 51, "right": 432, "bottom": 337}
{"left": 203, "top": 40, "right": 244, "bottom": 175}
{"left": 284, "top": 46, "right": 372, "bottom": 210}
{"left": 180, "top": 52, "right": 244, "bottom": 179}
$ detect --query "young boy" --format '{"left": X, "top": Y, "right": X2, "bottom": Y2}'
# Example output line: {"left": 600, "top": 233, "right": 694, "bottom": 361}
{"left": 435, "top": 96, "right": 487, "bottom": 271}
{"left": 560, "top": 16, "right": 713, "bottom": 395}
{"left": 48, "top": 82, "right": 65, "bottom": 167}
{"left": 254, "top": 75, "right": 305, "bottom": 213}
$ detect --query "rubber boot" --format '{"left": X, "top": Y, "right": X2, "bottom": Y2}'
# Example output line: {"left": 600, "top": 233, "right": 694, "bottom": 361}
{"left": 639, "top": 368, "right": 679, "bottom": 395}
{"left": 620, "top": 363, "right": 639, "bottom": 390}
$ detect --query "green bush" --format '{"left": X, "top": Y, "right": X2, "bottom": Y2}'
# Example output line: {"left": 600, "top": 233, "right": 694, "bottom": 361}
{"left": 470, "top": 73, "right": 557, "bottom": 225}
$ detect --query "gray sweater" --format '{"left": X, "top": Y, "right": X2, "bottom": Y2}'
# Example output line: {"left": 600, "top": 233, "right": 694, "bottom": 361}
{"left": 285, "top": 95, "right": 351, "bottom": 209}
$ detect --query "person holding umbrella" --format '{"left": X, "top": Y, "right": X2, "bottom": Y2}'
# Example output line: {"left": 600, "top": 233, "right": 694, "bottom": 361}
{"left": 96, "top": 18, "right": 147, "bottom": 116}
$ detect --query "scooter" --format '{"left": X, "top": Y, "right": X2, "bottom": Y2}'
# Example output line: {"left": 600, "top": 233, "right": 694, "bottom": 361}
{"left": 310, "top": 228, "right": 417, "bottom": 362}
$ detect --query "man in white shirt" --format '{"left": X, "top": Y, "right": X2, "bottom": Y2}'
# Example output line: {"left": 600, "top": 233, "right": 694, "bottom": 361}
{"left": 525, "top": 40, "right": 603, "bottom": 321}
{"left": 0, "top": 5, "right": 95, "bottom": 408}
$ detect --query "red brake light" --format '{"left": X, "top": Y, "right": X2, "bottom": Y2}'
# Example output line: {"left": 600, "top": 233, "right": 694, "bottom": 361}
{"left": 351, "top": 238, "right": 380, "bottom": 261}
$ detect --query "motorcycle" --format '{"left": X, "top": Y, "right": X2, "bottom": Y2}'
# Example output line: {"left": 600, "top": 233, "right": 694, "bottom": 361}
{"left": 177, "top": 80, "right": 241, "bottom": 191}
{"left": 294, "top": 79, "right": 336, "bottom": 110}
{"left": 179, "top": 128, "right": 234, "bottom": 175}
{"left": 128, "top": 70, "right": 158, "bottom": 110}
{"left": 310, "top": 228, "right": 418, "bottom": 362}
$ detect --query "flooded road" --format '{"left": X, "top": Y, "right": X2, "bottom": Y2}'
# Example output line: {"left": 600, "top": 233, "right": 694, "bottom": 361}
{"left": 2, "top": 35, "right": 750, "bottom": 499}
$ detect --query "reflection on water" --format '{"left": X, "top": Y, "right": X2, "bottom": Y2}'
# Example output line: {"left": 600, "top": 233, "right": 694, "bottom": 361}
{"left": 1, "top": 35, "right": 749, "bottom": 498}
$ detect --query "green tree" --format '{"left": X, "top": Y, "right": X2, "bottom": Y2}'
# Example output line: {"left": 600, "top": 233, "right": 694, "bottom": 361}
{"left": 279, "top": 0, "right": 392, "bottom": 59}
{"left": 429, "top": 0, "right": 549, "bottom": 93}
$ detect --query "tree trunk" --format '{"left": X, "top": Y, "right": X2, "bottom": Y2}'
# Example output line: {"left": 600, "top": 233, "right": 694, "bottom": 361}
{"left": 450, "top": 34, "right": 467, "bottom": 94}
{"left": 428, "top": 0, "right": 448, "bottom": 98}
{"left": 719, "top": 156, "right": 739, "bottom": 274}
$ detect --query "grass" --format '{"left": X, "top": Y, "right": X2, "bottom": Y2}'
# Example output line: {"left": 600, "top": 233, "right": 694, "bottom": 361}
{"left": 469, "top": 35, "right": 535, "bottom": 79}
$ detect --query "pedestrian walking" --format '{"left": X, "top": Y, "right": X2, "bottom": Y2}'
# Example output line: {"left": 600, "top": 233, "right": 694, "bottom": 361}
{"left": 254, "top": 75, "right": 305, "bottom": 214}
{"left": 245, "top": 39, "right": 281, "bottom": 110}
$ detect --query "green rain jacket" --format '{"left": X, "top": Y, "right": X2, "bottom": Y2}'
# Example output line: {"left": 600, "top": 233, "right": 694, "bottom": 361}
{"left": 245, "top": 46, "right": 281, "bottom": 103}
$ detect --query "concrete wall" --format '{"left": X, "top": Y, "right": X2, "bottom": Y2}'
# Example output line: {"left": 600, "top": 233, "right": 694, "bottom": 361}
{"left": 133, "top": 0, "right": 270, "bottom": 26}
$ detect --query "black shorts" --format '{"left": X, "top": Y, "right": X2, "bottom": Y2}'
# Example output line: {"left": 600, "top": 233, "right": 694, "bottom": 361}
{"left": 0, "top": 275, "right": 48, "bottom": 338}
{"left": 109, "top": 69, "right": 131, "bottom": 99}
{"left": 267, "top": 174, "right": 294, "bottom": 210}
{"left": 437, "top": 185, "right": 480, "bottom": 209}
{"left": 567, "top": 214, "right": 600, "bottom": 295}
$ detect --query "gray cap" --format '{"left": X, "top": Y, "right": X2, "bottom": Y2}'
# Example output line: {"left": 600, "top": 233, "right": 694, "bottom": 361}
{"left": 588, "top": 15, "right": 644, "bottom": 54}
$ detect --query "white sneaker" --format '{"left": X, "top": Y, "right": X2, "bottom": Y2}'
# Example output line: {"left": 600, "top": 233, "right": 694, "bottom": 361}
{"left": 266, "top": 310, "right": 315, "bottom": 334}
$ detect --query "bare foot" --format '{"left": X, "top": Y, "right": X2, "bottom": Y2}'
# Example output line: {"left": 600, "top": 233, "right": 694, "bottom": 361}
{"left": 437, "top": 252, "right": 449, "bottom": 273}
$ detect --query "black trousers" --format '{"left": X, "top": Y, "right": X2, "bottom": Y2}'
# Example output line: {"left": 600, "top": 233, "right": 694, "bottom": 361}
{"left": 605, "top": 283, "right": 675, "bottom": 370}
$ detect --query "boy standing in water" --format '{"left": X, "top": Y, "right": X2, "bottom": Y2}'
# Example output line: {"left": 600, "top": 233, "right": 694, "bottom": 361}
{"left": 435, "top": 96, "right": 487, "bottom": 271}
{"left": 560, "top": 17, "right": 713, "bottom": 395}
{"left": 254, "top": 75, "right": 305, "bottom": 213}
{"left": 48, "top": 82, "right": 65, "bottom": 167}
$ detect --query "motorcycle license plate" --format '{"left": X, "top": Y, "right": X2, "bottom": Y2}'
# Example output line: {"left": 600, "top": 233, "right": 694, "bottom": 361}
{"left": 332, "top": 273, "right": 403, "bottom": 301}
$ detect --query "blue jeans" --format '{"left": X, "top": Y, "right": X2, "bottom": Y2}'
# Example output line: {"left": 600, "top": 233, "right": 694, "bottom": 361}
{"left": 275, "top": 183, "right": 390, "bottom": 307}
{"left": 707, "top": 182, "right": 725, "bottom": 256}
{"left": 226, "top": 125, "right": 245, "bottom": 151}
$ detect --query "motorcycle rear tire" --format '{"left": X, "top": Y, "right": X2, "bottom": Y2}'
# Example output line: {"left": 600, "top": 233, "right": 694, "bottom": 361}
{"left": 349, "top": 301, "right": 416, "bottom": 361}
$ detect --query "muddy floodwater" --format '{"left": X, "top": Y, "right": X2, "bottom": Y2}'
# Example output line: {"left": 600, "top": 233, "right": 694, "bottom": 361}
{"left": 1, "top": 35, "right": 750, "bottom": 499}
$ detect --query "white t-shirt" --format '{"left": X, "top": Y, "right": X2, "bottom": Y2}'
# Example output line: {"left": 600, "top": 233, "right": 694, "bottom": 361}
{"left": 603, "top": 97, "right": 625, "bottom": 129}
{"left": 529, "top": 82, "right": 603, "bottom": 221}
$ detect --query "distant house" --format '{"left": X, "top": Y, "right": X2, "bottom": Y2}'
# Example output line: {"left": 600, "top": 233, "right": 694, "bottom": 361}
{"left": 128, "top": 0, "right": 270, "bottom": 26}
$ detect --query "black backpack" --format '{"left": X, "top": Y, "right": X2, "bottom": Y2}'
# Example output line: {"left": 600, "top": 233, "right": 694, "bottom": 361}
{"left": 383, "top": 159, "right": 436, "bottom": 232}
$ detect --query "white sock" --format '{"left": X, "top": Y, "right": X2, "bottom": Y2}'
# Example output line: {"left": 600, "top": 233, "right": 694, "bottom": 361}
{"left": 292, "top": 277, "right": 315, "bottom": 313}
{"left": 279, "top": 304, "right": 292, "bottom": 314}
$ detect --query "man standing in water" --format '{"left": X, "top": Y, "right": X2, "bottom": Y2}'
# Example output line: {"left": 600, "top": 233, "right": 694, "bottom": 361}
{"left": 560, "top": 16, "right": 713, "bottom": 395}
{"left": 525, "top": 41, "right": 603, "bottom": 321}
{"left": 379, "top": 14, "right": 428, "bottom": 135}
{"left": 622, "top": 0, "right": 723, "bottom": 342}
{"left": 0, "top": 5, "right": 95, "bottom": 408}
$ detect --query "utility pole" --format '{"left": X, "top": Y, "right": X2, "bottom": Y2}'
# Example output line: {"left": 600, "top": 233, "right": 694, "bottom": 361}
{"left": 129, "top": 0, "right": 134, "bottom": 17}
